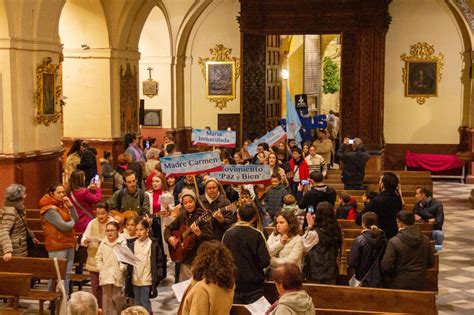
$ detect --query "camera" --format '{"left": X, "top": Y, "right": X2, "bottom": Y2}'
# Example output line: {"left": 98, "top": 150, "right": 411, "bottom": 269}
{"left": 348, "top": 139, "right": 354, "bottom": 144}
{"left": 307, "top": 205, "right": 315, "bottom": 214}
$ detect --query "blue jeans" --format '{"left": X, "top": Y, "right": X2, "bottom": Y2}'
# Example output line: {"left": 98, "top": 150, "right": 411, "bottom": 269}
{"left": 433, "top": 230, "right": 444, "bottom": 246}
{"left": 133, "top": 285, "right": 152, "bottom": 312}
{"left": 48, "top": 247, "right": 75, "bottom": 296}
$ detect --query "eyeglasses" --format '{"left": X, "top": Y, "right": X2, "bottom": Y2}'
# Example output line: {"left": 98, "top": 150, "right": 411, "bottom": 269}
{"left": 106, "top": 229, "right": 117, "bottom": 232}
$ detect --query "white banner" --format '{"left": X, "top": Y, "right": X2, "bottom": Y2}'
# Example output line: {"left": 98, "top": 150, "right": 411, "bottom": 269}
{"left": 210, "top": 165, "right": 271, "bottom": 184}
{"left": 191, "top": 128, "right": 236, "bottom": 148}
{"left": 160, "top": 151, "right": 222, "bottom": 176}
{"left": 247, "top": 126, "right": 287, "bottom": 156}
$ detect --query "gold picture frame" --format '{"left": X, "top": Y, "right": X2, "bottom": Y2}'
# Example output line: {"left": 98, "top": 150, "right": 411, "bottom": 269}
{"left": 198, "top": 44, "right": 240, "bottom": 109}
{"left": 205, "top": 61, "right": 236, "bottom": 100}
{"left": 401, "top": 42, "right": 444, "bottom": 105}
{"left": 143, "top": 109, "right": 162, "bottom": 128}
{"left": 35, "top": 57, "right": 62, "bottom": 125}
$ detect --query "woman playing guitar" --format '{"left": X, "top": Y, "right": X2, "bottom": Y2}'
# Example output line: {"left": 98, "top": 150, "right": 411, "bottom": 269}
{"left": 164, "top": 188, "right": 212, "bottom": 282}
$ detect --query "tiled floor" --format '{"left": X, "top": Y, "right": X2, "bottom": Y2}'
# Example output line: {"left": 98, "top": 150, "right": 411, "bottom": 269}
{"left": 4, "top": 181, "right": 474, "bottom": 314}
{"left": 434, "top": 181, "right": 474, "bottom": 315}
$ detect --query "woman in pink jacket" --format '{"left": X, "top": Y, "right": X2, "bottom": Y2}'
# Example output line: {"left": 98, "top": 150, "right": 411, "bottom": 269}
{"left": 67, "top": 170, "right": 102, "bottom": 233}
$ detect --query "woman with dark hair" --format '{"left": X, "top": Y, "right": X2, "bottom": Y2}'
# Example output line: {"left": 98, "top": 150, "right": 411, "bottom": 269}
{"left": 303, "top": 201, "right": 342, "bottom": 284}
{"left": 266, "top": 262, "right": 315, "bottom": 315}
{"left": 68, "top": 170, "right": 102, "bottom": 233}
{"left": 0, "top": 184, "right": 38, "bottom": 261}
{"left": 125, "top": 133, "right": 145, "bottom": 162}
{"left": 39, "top": 183, "right": 78, "bottom": 295}
{"left": 65, "top": 139, "right": 83, "bottom": 181}
{"left": 76, "top": 142, "right": 98, "bottom": 186}
{"left": 349, "top": 212, "right": 386, "bottom": 287}
{"left": 178, "top": 240, "right": 236, "bottom": 315}
{"left": 267, "top": 210, "right": 303, "bottom": 269}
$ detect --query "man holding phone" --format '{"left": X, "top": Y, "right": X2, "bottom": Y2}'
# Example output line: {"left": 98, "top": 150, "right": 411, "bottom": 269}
{"left": 336, "top": 137, "right": 370, "bottom": 190}
{"left": 298, "top": 172, "right": 337, "bottom": 211}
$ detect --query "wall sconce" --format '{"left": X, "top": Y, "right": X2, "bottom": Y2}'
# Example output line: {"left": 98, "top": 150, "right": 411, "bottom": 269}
{"left": 81, "top": 44, "right": 90, "bottom": 50}
{"left": 281, "top": 69, "right": 289, "bottom": 80}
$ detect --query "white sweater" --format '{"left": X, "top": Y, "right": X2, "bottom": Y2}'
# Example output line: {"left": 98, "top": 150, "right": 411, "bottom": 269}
{"left": 95, "top": 238, "right": 127, "bottom": 287}
{"left": 267, "top": 233, "right": 303, "bottom": 268}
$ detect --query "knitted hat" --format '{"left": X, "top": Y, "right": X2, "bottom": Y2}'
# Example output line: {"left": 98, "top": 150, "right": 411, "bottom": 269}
{"left": 180, "top": 188, "right": 196, "bottom": 203}
{"left": 204, "top": 177, "right": 219, "bottom": 187}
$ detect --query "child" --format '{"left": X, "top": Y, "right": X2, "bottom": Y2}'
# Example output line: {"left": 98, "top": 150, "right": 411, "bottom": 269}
{"left": 356, "top": 191, "right": 379, "bottom": 225}
{"left": 81, "top": 202, "right": 115, "bottom": 308}
{"left": 125, "top": 219, "right": 165, "bottom": 313}
{"left": 120, "top": 216, "right": 139, "bottom": 240}
{"left": 264, "top": 174, "right": 289, "bottom": 220}
{"left": 95, "top": 221, "right": 127, "bottom": 314}
{"left": 336, "top": 194, "right": 357, "bottom": 220}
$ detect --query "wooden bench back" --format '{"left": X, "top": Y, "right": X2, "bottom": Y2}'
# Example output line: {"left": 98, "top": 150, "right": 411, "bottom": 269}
{"left": 0, "top": 272, "right": 32, "bottom": 297}
{"left": 263, "top": 282, "right": 436, "bottom": 315}
{"left": 0, "top": 257, "right": 67, "bottom": 280}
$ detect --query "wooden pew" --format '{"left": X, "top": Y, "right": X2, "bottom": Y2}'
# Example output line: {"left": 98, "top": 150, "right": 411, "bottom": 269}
{"left": 0, "top": 257, "right": 67, "bottom": 315}
{"left": 264, "top": 282, "right": 436, "bottom": 315}
{"left": 0, "top": 272, "right": 33, "bottom": 310}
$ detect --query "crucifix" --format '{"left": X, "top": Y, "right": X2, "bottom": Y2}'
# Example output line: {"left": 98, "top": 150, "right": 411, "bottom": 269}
{"left": 147, "top": 67, "right": 153, "bottom": 80}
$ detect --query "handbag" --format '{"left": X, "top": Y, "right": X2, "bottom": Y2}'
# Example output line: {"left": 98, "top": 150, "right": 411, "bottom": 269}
{"left": 350, "top": 248, "right": 384, "bottom": 288}
{"left": 70, "top": 192, "right": 95, "bottom": 219}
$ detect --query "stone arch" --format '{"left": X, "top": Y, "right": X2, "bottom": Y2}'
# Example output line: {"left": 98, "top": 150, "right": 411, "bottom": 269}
{"left": 174, "top": 0, "right": 214, "bottom": 128}
{"left": 59, "top": 0, "right": 109, "bottom": 48}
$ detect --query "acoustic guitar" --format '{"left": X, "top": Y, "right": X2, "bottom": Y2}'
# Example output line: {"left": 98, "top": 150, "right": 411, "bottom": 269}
{"left": 169, "top": 201, "right": 240, "bottom": 262}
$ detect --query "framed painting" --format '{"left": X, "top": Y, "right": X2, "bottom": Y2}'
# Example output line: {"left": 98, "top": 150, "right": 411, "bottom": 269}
{"left": 205, "top": 61, "right": 236, "bottom": 99}
{"left": 406, "top": 61, "right": 438, "bottom": 97}
{"left": 401, "top": 42, "right": 444, "bottom": 105}
{"left": 35, "top": 58, "right": 62, "bottom": 125}
{"left": 143, "top": 109, "right": 162, "bottom": 128}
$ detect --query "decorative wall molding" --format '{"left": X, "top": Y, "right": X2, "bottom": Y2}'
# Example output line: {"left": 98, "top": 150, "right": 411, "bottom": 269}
{"left": 454, "top": 0, "right": 474, "bottom": 32}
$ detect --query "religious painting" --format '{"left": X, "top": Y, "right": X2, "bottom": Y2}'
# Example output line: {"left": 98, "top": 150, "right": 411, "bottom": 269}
{"left": 206, "top": 61, "right": 235, "bottom": 98}
{"left": 198, "top": 44, "right": 240, "bottom": 109}
{"left": 406, "top": 62, "right": 437, "bottom": 96}
{"left": 401, "top": 42, "right": 444, "bottom": 105}
{"left": 143, "top": 109, "right": 162, "bottom": 128}
{"left": 35, "top": 57, "right": 62, "bottom": 126}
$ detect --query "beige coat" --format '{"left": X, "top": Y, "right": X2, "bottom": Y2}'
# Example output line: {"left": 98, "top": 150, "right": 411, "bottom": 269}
{"left": 95, "top": 238, "right": 127, "bottom": 287}
{"left": 178, "top": 279, "right": 234, "bottom": 315}
{"left": 313, "top": 139, "right": 333, "bottom": 164}
{"left": 65, "top": 152, "right": 81, "bottom": 180}
{"left": 0, "top": 203, "right": 31, "bottom": 257}
{"left": 267, "top": 234, "right": 304, "bottom": 268}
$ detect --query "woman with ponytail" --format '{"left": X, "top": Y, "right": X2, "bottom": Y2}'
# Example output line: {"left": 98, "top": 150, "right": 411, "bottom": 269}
{"left": 348, "top": 212, "right": 387, "bottom": 287}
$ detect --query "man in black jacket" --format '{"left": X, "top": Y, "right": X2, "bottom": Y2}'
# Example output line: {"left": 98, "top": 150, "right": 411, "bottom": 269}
{"left": 361, "top": 172, "right": 403, "bottom": 239}
{"left": 382, "top": 211, "right": 435, "bottom": 290}
{"left": 222, "top": 203, "right": 271, "bottom": 304}
{"left": 298, "top": 172, "right": 337, "bottom": 211}
{"left": 336, "top": 137, "right": 370, "bottom": 190}
{"left": 413, "top": 186, "right": 444, "bottom": 246}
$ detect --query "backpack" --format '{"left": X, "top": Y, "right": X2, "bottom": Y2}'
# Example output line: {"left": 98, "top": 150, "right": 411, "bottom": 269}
{"left": 117, "top": 188, "right": 146, "bottom": 212}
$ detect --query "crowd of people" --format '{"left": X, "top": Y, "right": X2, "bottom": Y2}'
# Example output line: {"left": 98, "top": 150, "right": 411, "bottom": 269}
{"left": 0, "top": 130, "right": 444, "bottom": 315}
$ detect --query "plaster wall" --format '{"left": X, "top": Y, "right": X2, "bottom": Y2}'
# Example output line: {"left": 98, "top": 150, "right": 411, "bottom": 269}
{"left": 187, "top": 0, "right": 241, "bottom": 129}
{"left": 384, "top": 0, "right": 466, "bottom": 144}
{"left": 139, "top": 6, "right": 172, "bottom": 129}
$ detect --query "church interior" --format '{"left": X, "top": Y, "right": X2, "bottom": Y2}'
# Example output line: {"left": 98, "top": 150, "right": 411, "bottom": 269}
{"left": 2, "top": 0, "right": 474, "bottom": 314}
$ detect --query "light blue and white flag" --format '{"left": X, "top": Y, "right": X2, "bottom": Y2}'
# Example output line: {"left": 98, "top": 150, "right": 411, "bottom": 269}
{"left": 285, "top": 85, "right": 303, "bottom": 145}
